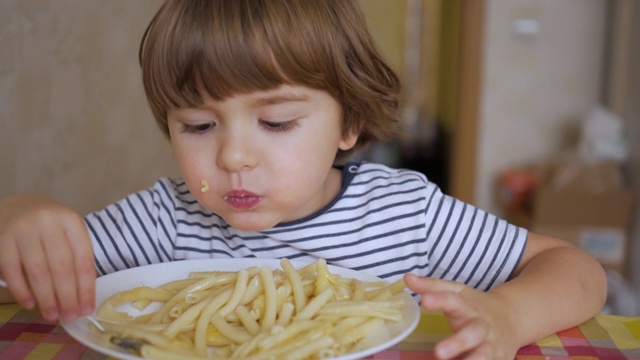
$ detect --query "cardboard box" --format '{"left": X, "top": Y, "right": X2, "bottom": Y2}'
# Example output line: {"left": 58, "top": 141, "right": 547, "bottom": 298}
{"left": 505, "top": 161, "right": 634, "bottom": 272}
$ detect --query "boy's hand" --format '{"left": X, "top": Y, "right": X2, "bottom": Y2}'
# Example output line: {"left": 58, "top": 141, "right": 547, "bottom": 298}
{"left": 0, "top": 194, "right": 95, "bottom": 323}
{"left": 404, "top": 273, "right": 520, "bottom": 360}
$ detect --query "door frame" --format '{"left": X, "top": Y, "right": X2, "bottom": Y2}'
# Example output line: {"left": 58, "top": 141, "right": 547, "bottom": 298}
{"left": 448, "top": 0, "right": 485, "bottom": 205}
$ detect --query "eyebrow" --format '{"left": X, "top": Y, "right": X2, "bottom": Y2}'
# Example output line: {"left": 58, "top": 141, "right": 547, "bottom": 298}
{"left": 252, "top": 92, "right": 310, "bottom": 106}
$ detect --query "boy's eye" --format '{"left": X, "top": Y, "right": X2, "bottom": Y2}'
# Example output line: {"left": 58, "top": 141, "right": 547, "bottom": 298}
{"left": 260, "top": 120, "right": 297, "bottom": 132}
{"left": 182, "top": 122, "right": 215, "bottom": 134}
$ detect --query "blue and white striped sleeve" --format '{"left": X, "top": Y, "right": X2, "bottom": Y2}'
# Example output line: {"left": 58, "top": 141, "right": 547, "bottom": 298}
{"left": 84, "top": 178, "right": 178, "bottom": 275}
{"left": 423, "top": 184, "right": 527, "bottom": 291}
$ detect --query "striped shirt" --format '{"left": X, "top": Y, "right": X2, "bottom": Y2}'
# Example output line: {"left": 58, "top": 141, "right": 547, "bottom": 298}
{"left": 85, "top": 162, "right": 527, "bottom": 291}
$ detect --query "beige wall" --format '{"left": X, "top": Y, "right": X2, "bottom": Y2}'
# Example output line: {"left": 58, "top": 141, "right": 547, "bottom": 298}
{"left": 358, "top": 0, "right": 408, "bottom": 81}
{"left": 476, "top": 0, "right": 608, "bottom": 214}
{"left": 0, "top": 0, "right": 178, "bottom": 214}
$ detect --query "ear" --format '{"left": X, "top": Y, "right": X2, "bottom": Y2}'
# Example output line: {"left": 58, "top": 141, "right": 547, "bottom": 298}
{"left": 338, "top": 130, "right": 359, "bottom": 151}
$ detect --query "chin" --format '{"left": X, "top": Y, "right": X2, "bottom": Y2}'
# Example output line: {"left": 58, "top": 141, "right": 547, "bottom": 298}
{"left": 224, "top": 215, "right": 278, "bottom": 232}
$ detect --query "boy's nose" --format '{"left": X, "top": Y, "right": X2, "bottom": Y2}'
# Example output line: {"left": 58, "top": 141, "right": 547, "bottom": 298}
{"left": 216, "top": 133, "right": 258, "bottom": 172}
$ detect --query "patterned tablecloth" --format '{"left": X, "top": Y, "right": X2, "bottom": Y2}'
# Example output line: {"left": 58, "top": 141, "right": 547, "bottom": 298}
{"left": 1, "top": 303, "right": 639, "bottom": 359}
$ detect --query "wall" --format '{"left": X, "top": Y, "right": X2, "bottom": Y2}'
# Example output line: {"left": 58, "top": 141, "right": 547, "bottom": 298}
{"left": 0, "top": 0, "right": 178, "bottom": 214}
{"left": 358, "top": 0, "right": 408, "bottom": 81}
{"left": 476, "top": 0, "right": 608, "bottom": 215}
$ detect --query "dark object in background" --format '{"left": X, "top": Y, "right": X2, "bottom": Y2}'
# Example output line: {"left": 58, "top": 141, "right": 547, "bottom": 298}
{"left": 396, "top": 121, "right": 450, "bottom": 194}
{"left": 356, "top": 119, "right": 450, "bottom": 195}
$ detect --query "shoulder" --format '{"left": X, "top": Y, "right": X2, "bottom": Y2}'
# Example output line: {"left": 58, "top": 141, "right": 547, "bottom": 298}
{"left": 333, "top": 162, "right": 440, "bottom": 215}
{"left": 345, "top": 162, "right": 436, "bottom": 195}
{"left": 347, "top": 161, "right": 429, "bottom": 183}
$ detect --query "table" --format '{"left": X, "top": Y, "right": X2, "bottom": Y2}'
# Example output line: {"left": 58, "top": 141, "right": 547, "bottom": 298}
{"left": 1, "top": 303, "right": 639, "bottom": 359}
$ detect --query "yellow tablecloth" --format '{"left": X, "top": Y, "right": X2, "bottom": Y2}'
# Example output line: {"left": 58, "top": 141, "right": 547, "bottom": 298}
{"left": 1, "top": 304, "right": 639, "bottom": 359}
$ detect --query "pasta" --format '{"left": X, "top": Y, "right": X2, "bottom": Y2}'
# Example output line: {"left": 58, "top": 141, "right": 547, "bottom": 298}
{"left": 200, "top": 180, "right": 210, "bottom": 193}
{"left": 95, "top": 258, "right": 408, "bottom": 360}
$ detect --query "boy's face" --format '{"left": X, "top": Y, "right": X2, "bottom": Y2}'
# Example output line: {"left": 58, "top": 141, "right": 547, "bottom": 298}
{"left": 167, "top": 85, "right": 357, "bottom": 231}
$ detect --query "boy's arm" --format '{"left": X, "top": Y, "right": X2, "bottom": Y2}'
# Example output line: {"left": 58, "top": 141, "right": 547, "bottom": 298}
{"left": 405, "top": 232, "right": 606, "bottom": 359}
{"left": 490, "top": 232, "right": 606, "bottom": 345}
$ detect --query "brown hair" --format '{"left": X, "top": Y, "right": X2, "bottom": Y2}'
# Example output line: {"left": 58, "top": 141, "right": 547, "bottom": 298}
{"left": 139, "top": 0, "right": 401, "bottom": 159}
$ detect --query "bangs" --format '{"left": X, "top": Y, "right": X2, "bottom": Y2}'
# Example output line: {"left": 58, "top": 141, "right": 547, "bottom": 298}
{"left": 140, "top": 0, "right": 340, "bottom": 131}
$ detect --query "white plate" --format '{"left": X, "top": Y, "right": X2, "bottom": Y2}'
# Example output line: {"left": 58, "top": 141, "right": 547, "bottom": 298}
{"left": 62, "top": 258, "right": 421, "bottom": 360}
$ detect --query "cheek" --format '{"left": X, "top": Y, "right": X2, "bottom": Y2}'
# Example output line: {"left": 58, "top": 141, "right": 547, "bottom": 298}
{"left": 289, "top": 120, "right": 343, "bottom": 157}
{"left": 171, "top": 140, "right": 212, "bottom": 193}
{"left": 172, "top": 141, "right": 194, "bottom": 173}
{"left": 179, "top": 161, "right": 205, "bottom": 196}
{"left": 180, "top": 163, "right": 219, "bottom": 211}
{"left": 271, "top": 142, "right": 335, "bottom": 186}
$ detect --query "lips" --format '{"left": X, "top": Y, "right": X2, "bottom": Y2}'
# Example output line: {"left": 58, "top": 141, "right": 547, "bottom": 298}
{"left": 223, "top": 190, "right": 262, "bottom": 209}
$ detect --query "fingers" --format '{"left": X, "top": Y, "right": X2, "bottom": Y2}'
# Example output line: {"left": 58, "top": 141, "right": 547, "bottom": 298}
{"left": 17, "top": 231, "right": 60, "bottom": 321}
{"left": 66, "top": 217, "right": 96, "bottom": 316}
{"left": 422, "top": 289, "right": 475, "bottom": 319}
{"left": 43, "top": 225, "right": 80, "bottom": 322}
{"left": 403, "top": 273, "right": 506, "bottom": 359}
{"left": 423, "top": 289, "right": 492, "bottom": 359}
{"left": 33, "top": 212, "right": 94, "bottom": 322}
{"left": 0, "top": 202, "right": 95, "bottom": 322}
{"left": 435, "top": 319, "right": 488, "bottom": 359}
{"left": 404, "top": 273, "right": 464, "bottom": 294}
{"left": 0, "top": 239, "right": 35, "bottom": 309}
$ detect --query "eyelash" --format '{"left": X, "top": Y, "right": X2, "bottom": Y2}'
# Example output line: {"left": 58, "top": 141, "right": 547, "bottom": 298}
{"left": 180, "top": 119, "right": 298, "bottom": 134}
{"left": 259, "top": 120, "right": 298, "bottom": 132}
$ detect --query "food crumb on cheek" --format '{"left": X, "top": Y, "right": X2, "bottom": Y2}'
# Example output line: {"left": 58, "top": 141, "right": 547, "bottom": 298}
{"left": 200, "top": 180, "right": 210, "bottom": 193}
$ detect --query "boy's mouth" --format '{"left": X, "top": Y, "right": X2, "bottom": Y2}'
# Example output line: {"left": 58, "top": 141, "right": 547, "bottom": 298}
{"left": 223, "top": 190, "right": 262, "bottom": 209}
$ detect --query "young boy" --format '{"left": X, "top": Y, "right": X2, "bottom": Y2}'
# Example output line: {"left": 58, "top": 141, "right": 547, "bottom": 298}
{"left": 0, "top": 1, "right": 606, "bottom": 359}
